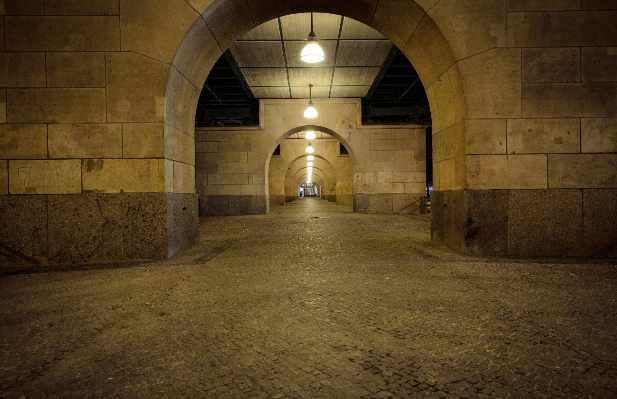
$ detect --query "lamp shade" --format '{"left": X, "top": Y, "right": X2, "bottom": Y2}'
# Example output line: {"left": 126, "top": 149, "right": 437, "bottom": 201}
{"left": 304, "top": 103, "right": 318, "bottom": 119}
{"left": 305, "top": 131, "right": 316, "bottom": 140}
{"left": 306, "top": 145, "right": 315, "bottom": 153}
{"left": 301, "top": 41, "right": 325, "bottom": 63}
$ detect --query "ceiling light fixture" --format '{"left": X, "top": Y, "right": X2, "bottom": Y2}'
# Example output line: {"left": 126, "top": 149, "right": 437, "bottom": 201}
{"left": 304, "top": 84, "right": 318, "bottom": 119}
{"left": 307, "top": 162, "right": 313, "bottom": 166}
{"left": 301, "top": 13, "right": 325, "bottom": 63}
{"left": 306, "top": 141, "right": 315, "bottom": 153}
{"left": 307, "top": 155, "right": 314, "bottom": 161}
{"left": 305, "top": 131, "right": 316, "bottom": 140}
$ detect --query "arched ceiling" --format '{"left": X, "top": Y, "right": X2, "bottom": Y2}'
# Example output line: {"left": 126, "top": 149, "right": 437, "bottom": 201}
{"left": 196, "top": 13, "right": 430, "bottom": 126}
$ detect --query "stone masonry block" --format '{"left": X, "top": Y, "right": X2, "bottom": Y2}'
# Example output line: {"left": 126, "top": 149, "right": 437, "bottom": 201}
{"left": 583, "top": 189, "right": 617, "bottom": 257}
{"left": 204, "top": 0, "right": 254, "bottom": 51}
{"left": 123, "top": 123, "right": 165, "bottom": 159}
{"left": 507, "top": 118, "right": 580, "bottom": 154}
{"left": 7, "top": 88, "right": 106, "bottom": 123}
{"left": 195, "top": 142, "right": 217, "bottom": 153}
{"left": 0, "top": 90, "right": 5, "bottom": 124}
{"left": 9, "top": 160, "right": 81, "bottom": 194}
{"left": 522, "top": 48, "right": 580, "bottom": 83}
{"left": 582, "top": 118, "right": 617, "bottom": 153}
{"left": 508, "top": 0, "right": 581, "bottom": 10}
{"left": 522, "top": 83, "right": 617, "bottom": 118}
{"left": 0, "top": 52, "right": 46, "bottom": 87}
{"left": 465, "top": 119, "right": 507, "bottom": 155}
{"left": 4, "top": 0, "right": 44, "bottom": 15}
{"left": 82, "top": 159, "right": 165, "bottom": 193}
{"left": 208, "top": 173, "right": 249, "bottom": 186}
{"left": 582, "top": 0, "right": 617, "bottom": 9}
{"left": 549, "top": 154, "right": 617, "bottom": 188}
{"left": 5, "top": 16, "right": 120, "bottom": 51}
{"left": 458, "top": 48, "right": 521, "bottom": 119}
{"left": 466, "top": 154, "right": 547, "bottom": 190}
{"left": 0, "top": 160, "right": 7, "bottom": 195}
{"left": 509, "top": 189, "right": 582, "bottom": 257}
{"left": 106, "top": 52, "right": 169, "bottom": 123}
{"left": 165, "top": 125, "right": 195, "bottom": 164}
{"left": 371, "top": 0, "right": 422, "bottom": 50}
{"left": 46, "top": 52, "right": 106, "bottom": 87}
{"left": 45, "top": 0, "right": 120, "bottom": 15}
{"left": 508, "top": 11, "right": 617, "bottom": 47}
{"left": 582, "top": 47, "right": 617, "bottom": 82}
{"left": 428, "top": 0, "right": 507, "bottom": 60}
{"left": 48, "top": 123, "right": 122, "bottom": 159}
{"left": 0, "top": 124, "right": 47, "bottom": 159}
{"left": 173, "top": 161, "right": 195, "bottom": 194}
{"left": 433, "top": 120, "right": 465, "bottom": 162}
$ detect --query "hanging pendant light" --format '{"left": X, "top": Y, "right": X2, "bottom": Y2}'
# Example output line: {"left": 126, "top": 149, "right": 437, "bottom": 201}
{"left": 307, "top": 162, "right": 313, "bottom": 167}
{"left": 307, "top": 155, "right": 314, "bottom": 161}
{"left": 306, "top": 140, "right": 315, "bottom": 153}
{"left": 304, "top": 84, "right": 318, "bottom": 119}
{"left": 305, "top": 131, "right": 316, "bottom": 140}
{"left": 301, "top": 13, "right": 325, "bottom": 63}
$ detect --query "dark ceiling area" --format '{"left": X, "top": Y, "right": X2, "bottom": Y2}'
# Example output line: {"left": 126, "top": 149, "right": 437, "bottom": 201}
{"left": 195, "top": 14, "right": 431, "bottom": 127}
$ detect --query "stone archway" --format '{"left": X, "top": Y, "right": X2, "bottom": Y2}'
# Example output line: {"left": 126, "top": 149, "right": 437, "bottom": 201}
{"left": 168, "top": 0, "right": 465, "bottom": 251}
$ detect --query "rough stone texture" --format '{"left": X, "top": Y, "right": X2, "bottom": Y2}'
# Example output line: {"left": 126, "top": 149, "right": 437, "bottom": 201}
{"left": 0, "top": 52, "right": 46, "bottom": 87}
{"left": 0, "top": 195, "right": 48, "bottom": 264}
{"left": 200, "top": 195, "right": 268, "bottom": 216}
{"left": 2, "top": 199, "right": 616, "bottom": 398}
{"left": 509, "top": 189, "right": 583, "bottom": 257}
{"left": 9, "top": 160, "right": 82, "bottom": 194}
{"left": 4, "top": 16, "right": 120, "bottom": 51}
{"left": 46, "top": 52, "right": 106, "bottom": 87}
{"left": 522, "top": 47, "right": 580, "bottom": 83}
{"left": 507, "top": 118, "right": 580, "bottom": 154}
{"left": 270, "top": 195, "right": 285, "bottom": 207}
{"left": 166, "top": 193, "right": 199, "bottom": 258}
{"left": 0, "top": 161, "right": 7, "bottom": 195}
{"left": 0, "top": 124, "right": 48, "bottom": 159}
{"left": 464, "top": 190, "right": 509, "bottom": 256}
{"left": 548, "top": 154, "right": 617, "bottom": 189}
{"left": 581, "top": 118, "right": 617, "bottom": 153}
{"left": 48, "top": 123, "right": 122, "bottom": 159}
{"left": 0, "top": 193, "right": 194, "bottom": 265}
{"left": 81, "top": 159, "right": 165, "bottom": 193}
{"left": 7, "top": 88, "right": 107, "bottom": 123}
{"left": 583, "top": 189, "right": 617, "bottom": 257}
{"left": 47, "top": 194, "right": 125, "bottom": 264}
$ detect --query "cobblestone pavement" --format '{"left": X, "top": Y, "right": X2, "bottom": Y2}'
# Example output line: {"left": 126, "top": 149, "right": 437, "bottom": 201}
{"left": 1, "top": 198, "right": 616, "bottom": 399}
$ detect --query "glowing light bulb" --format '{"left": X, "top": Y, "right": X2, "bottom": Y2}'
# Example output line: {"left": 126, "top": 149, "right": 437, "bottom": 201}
{"left": 307, "top": 155, "right": 314, "bottom": 161}
{"left": 305, "top": 131, "right": 316, "bottom": 140}
{"left": 307, "top": 162, "right": 313, "bottom": 166}
{"left": 304, "top": 103, "right": 318, "bottom": 118}
{"left": 306, "top": 145, "right": 314, "bottom": 153}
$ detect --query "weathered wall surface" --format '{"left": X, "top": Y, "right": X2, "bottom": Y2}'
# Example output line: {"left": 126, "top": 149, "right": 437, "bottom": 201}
{"left": 1, "top": 0, "right": 616, "bottom": 262}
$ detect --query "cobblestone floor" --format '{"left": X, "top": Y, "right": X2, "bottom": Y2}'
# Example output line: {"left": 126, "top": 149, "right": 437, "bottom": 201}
{"left": 1, "top": 198, "right": 616, "bottom": 398}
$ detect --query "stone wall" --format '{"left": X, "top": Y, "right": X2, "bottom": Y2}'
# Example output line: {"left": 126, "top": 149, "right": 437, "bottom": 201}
{"left": 195, "top": 99, "right": 427, "bottom": 215}
{"left": 1, "top": 0, "right": 616, "bottom": 261}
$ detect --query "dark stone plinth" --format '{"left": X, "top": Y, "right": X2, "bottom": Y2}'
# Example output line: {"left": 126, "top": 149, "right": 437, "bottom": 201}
{"left": 328, "top": 195, "right": 336, "bottom": 202}
{"left": 0, "top": 193, "right": 199, "bottom": 267}
{"left": 167, "top": 193, "right": 199, "bottom": 258}
{"left": 432, "top": 189, "right": 604, "bottom": 258}
{"left": 583, "top": 189, "right": 617, "bottom": 257}
{"left": 509, "top": 190, "right": 582, "bottom": 257}
{"left": 200, "top": 195, "right": 267, "bottom": 216}
{"left": 270, "top": 195, "right": 285, "bottom": 207}
{"left": 285, "top": 196, "right": 296, "bottom": 203}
